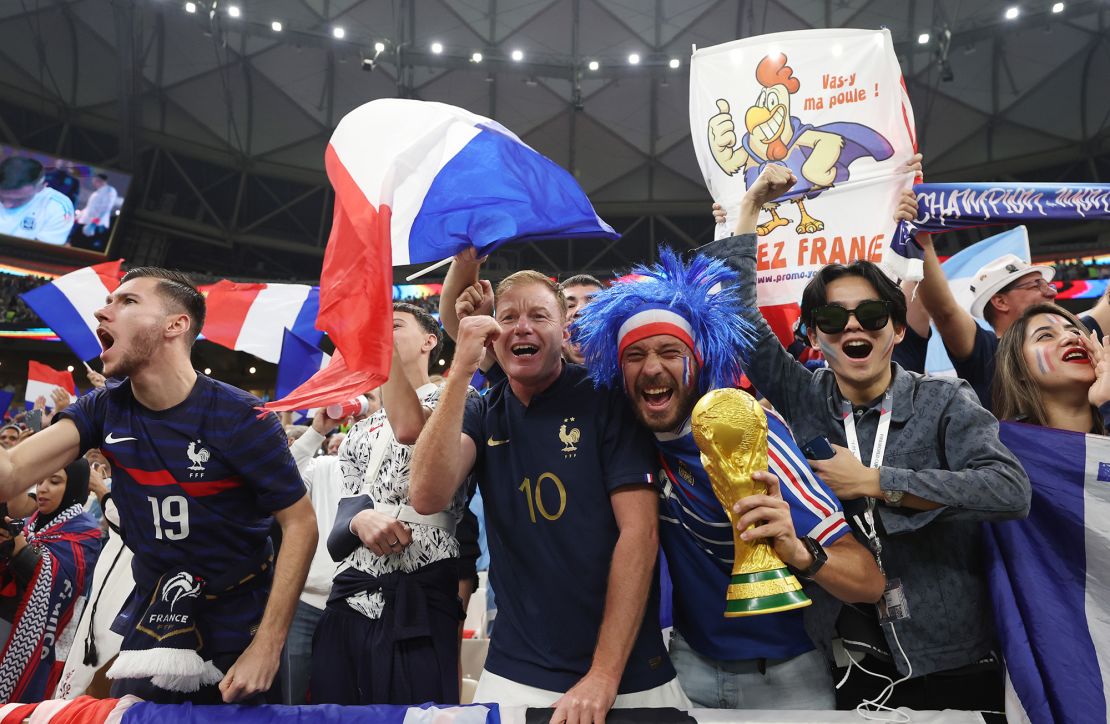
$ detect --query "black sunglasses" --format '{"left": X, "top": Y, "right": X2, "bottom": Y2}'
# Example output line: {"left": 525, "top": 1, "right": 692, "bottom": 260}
{"left": 812, "top": 301, "right": 892, "bottom": 334}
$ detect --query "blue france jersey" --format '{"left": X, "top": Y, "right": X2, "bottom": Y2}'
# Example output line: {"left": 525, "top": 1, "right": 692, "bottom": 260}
{"left": 58, "top": 373, "right": 307, "bottom": 652}
{"left": 655, "top": 409, "right": 849, "bottom": 661}
{"left": 462, "top": 364, "right": 674, "bottom": 694}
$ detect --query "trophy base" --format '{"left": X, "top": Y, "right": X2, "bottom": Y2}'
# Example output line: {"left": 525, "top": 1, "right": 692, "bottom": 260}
{"left": 724, "top": 567, "right": 812, "bottom": 617}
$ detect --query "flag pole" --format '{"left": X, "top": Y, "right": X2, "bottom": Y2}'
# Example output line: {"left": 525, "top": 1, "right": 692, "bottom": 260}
{"left": 404, "top": 257, "right": 452, "bottom": 281}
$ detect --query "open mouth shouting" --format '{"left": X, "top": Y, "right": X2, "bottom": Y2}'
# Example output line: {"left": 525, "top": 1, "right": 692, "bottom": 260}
{"left": 96, "top": 326, "right": 116, "bottom": 355}
{"left": 641, "top": 385, "right": 675, "bottom": 410}
{"left": 842, "top": 338, "right": 874, "bottom": 361}
{"left": 1062, "top": 346, "right": 1090, "bottom": 364}
{"left": 511, "top": 343, "right": 539, "bottom": 358}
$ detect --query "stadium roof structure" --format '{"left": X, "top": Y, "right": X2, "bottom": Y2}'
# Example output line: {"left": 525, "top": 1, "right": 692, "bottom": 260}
{"left": 0, "top": 0, "right": 1107, "bottom": 280}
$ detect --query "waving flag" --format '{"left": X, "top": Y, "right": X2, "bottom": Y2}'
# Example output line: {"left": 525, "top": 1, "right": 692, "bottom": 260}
{"left": 988, "top": 423, "right": 1110, "bottom": 724}
{"left": 923, "top": 226, "right": 1030, "bottom": 376}
{"left": 272, "top": 98, "right": 617, "bottom": 410}
{"left": 19, "top": 261, "right": 124, "bottom": 361}
{"left": 24, "top": 361, "right": 76, "bottom": 410}
{"left": 276, "top": 329, "right": 331, "bottom": 400}
{"left": 198, "top": 280, "right": 321, "bottom": 364}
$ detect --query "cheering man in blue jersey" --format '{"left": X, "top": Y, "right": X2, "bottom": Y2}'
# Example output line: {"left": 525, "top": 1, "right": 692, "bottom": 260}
{"left": 574, "top": 249, "right": 885, "bottom": 710}
{"left": 0, "top": 268, "right": 316, "bottom": 704}
{"left": 411, "top": 270, "right": 689, "bottom": 723}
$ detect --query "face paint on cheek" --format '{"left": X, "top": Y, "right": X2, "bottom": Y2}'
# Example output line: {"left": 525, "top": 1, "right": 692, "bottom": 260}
{"left": 881, "top": 332, "right": 896, "bottom": 358}
{"left": 817, "top": 339, "right": 840, "bottom": 364}
{"left": 1034, "top": 346, "right": 1054, "bottom": 375}
{"left": 682, "top": 355, "right": 690, "bottom": 387}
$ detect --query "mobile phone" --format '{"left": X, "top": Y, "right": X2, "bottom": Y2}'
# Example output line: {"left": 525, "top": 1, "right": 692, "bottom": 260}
{"left": 26, "top": 409, "right": 42, "bottom": 433}
{"left": 802, "top": 435, "right": 835, "bottom": 460}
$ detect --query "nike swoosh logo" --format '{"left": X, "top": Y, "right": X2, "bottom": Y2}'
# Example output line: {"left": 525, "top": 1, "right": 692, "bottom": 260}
{"left": 104, "top": 432, "right": 137, "bottom": 444}
{"left": 487, "top": 437, "right": 510, "bottom": 447}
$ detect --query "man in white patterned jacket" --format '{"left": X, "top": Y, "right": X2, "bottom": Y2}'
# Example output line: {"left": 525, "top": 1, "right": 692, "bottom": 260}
{"left": 310, "top": 302, "right": 468, "bottom": 705}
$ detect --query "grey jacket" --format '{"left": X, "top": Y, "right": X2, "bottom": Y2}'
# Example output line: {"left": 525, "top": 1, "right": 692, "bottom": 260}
{"left": 702, "top": 233, "right": 1032, "bottom": 677}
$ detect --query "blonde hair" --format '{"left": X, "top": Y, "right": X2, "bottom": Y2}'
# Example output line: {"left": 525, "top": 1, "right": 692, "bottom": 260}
{"left": 993, "top": 302, "right": 1106, "bottom": 434}
{"left": 494, "top": 270, "right": 567, "bottom": 318}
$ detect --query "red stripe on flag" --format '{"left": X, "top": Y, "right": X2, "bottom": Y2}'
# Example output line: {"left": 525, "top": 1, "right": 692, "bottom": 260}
{"left": 197, "top": 279, "right": 265, "bottom": 350}
{"left": 27, "top": 360, "right": 76, "bottom": 395}
{"left": 92, "top": 259, "right": 125, "bottom": 293}
{"left": 265, "top": 144, "right": 391, "bottom": 411}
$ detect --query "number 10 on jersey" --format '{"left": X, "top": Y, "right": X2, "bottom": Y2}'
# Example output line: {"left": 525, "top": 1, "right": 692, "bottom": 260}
{"left": 518, "top": 472, "right": 567, "bottom": 523}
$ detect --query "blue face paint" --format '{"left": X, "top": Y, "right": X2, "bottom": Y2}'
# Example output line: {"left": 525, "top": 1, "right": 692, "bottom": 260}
{"left": 817, "top": 339, "right": 840, "bottom": 364}
{"left": 682, "top": 355, "right": 691, "bottom": 387}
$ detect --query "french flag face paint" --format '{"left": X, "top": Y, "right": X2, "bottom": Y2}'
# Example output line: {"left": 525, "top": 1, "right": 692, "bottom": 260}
{"left": 682, "top": 355, "right": 691, "bottom": 387}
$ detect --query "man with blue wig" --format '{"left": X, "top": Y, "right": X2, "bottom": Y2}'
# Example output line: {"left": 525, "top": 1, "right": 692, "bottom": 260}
{"left": 574, "top": 248, "right": 884, "bottom": 709}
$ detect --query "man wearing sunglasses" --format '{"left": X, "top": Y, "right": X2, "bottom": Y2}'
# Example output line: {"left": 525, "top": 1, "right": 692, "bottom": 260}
{"left": 700, "top": 163, "right": 1030, "bottom": 714}
{"left": 911, "top": 224, "right": 1110, "bottom": 410}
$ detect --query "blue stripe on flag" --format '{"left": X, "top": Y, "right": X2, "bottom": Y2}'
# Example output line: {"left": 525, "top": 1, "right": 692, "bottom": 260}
{"left": 277, "top": 328, "right": 327, "bottom": 400}
{"left": 20, "top": 282, "right": 102, "bottom": 361}
{"left": 291, "top": 286, "right": 323, "bottom": 347}
{"left": 407, "top": 125, "right": 618, "bottom": 264}
{"left": 989, "top": 422, "right": 1106, "bottom": 724}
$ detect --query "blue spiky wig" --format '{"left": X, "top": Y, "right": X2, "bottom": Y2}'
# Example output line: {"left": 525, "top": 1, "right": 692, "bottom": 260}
{"left": 573, "top": 247, "right": 757, "bottom": 393}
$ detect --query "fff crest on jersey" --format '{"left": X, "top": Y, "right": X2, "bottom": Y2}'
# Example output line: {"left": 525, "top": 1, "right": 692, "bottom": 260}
{"left": 186, "top": 439, "right": 209, "bottom": 478}
{"left": 560, "top": 417, "right": 581, "bottom": 457}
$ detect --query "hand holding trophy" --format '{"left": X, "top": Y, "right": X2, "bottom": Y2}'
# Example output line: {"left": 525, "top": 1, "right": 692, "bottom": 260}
{"left": 692, "top": 387, "right": 811, "bottom": 616}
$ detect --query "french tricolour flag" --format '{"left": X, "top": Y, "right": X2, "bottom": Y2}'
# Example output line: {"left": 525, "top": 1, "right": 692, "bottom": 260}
{"left": 198, "top": 280, "right": 322, "bottom": 364}
{"left": 924, "top": 226, "right": 1030, "bottom": 376}
{"left": 329, "top": 99, "right": 618, "bottom": 268}
{"left": 24, "top": 361, "right": 76, "bottom": 410}
{"left": 987, "top": 422, "right": 1110, "bottom": 724}
{"left": 19, "top": 260, "right": 124, "bottom": 362}
{"left": 269, "top": 99, "right": 617, "bottom": 411}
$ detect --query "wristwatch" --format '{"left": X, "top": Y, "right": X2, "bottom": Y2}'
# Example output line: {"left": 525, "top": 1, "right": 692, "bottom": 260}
{"left": 883, "top": 488, "right": 905, "bottom": 507}
{"left": 795, "top": 536, "right": 828, "bottom": 580}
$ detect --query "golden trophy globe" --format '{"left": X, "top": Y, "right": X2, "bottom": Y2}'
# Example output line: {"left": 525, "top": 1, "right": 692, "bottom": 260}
{"left": 691, "top": 388, "right": 811, "bottom": 617}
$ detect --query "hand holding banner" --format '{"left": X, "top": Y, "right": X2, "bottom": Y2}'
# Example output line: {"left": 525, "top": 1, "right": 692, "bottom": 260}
{"left": 691, "top": 29, "right": 919, "bottom": 309}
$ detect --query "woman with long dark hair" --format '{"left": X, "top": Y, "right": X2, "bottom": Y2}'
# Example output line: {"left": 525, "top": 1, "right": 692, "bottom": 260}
{"left": 993, "top": 303, "right": 1110, "bottom": 435}
{"left": 0, "top": 458, "right": 101, "bottom": 703}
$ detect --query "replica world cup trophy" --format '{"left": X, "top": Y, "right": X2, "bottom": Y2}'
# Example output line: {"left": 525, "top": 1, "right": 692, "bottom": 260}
{"left": 691, "top": 388, "right": 811, "bottom": 617}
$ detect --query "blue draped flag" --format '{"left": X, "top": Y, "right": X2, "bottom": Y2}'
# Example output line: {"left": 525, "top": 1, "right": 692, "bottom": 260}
{"left": 987, "top": 422, "right": 1110, "bottom": 724}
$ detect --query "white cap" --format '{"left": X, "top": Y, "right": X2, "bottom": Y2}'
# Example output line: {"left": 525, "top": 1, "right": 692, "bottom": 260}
{"left": 968, "top": 254, "right": 1055, "bottom": 320}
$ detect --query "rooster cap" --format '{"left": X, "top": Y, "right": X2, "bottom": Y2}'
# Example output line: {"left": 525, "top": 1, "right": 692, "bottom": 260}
{"left": 573, "top": 247, "right": 756, "bottom": 393}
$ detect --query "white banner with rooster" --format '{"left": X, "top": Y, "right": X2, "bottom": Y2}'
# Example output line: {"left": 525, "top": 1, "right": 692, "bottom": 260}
{"left": 690, "top": 28, "right": 918, "bottom": 306}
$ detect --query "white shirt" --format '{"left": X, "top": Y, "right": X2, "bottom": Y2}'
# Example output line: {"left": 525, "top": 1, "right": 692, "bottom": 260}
{"left": 77, "top": 184, "right": 118, "bottom": 227}
{"left": 289, "top": 428, "right": 342, "bottom": 610}
{"left": 0, "top": 187, "right": 74, "bottom": 245}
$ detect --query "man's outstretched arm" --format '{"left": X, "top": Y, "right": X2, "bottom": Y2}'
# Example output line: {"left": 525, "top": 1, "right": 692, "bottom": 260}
{"left": 0, "top": 418, "right": 81, "bottom": 500}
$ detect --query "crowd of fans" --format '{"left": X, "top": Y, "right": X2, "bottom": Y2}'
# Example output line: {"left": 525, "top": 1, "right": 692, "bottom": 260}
{"left": 0, "top": 164, "right": 1107, "bottom": 722}
{"left": 0, "top": 274, "right": 47, "bottom": 325}
{"left": 1054, "top": 258, "right": 1110, "bottom": 281}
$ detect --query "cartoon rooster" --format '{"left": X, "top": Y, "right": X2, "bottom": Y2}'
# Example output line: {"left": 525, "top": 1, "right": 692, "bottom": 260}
{"left": 559, "top": 424, "right": 580, "bottom": 453}
{"left": 186, "top": 440, "right": 209, "bottom": 471}
{"left": 707, "top": 53, "right": 894, "bottom": 236}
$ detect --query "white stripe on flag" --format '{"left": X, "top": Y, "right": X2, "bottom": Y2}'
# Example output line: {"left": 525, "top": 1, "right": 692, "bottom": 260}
{"left": 236, "top": 285, "right": 311, "bottom": 364}
{"left": 51, "top": 266, "right": 111, "bottom": 341}
{"left": 1083, "top": 434, "right": 1110, "bottom": 710}
{"left": 24, "top": 380, "right": 75, "bottom": 410}
{"left": 329, "top": 100, "right": 482, "bottom": 265}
